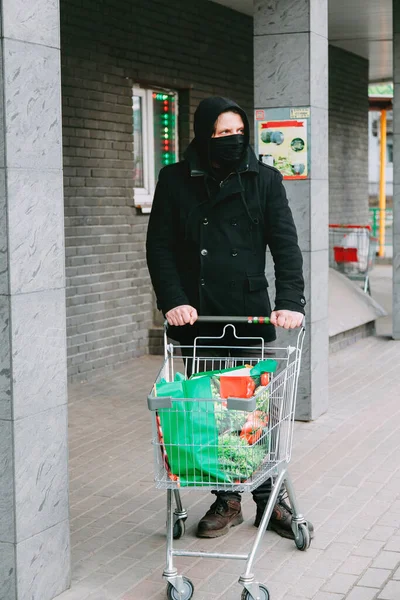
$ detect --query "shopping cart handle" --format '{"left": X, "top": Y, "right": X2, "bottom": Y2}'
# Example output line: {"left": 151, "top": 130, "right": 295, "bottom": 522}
{"left": 164, "top": 316, "right": 306, "bottom": 329}
{"left": 197, "top": 316, "right": 271, "bottom": 324}
{"left": 197, "top": 316, "right": 306, "bottom": 329}
{"left": 148, "top": 394, "right": 172, "bottom": 410}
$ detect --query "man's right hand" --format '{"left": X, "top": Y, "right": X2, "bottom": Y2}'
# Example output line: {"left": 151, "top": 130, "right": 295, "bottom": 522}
{"left": 166, "top": 305, "right": 198, "bottom": 326}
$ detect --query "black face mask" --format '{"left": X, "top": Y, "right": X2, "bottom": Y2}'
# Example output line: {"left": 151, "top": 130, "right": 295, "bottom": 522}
{"left": 209, "top": 134, "right": 246, "bottom": 169}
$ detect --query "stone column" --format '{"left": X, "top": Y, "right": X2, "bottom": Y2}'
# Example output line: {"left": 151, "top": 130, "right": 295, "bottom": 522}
{"left": 393, "top": 0, "right": 400, "bottom": 340}
{"left": 254, "top": 0, "right": 329, "bottom": 419}
{"left": 0, "top": 1, "right": 70, "bottom": 598}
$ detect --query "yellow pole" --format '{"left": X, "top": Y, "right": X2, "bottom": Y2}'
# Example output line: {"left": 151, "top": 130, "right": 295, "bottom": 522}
{"left": 378, "top": 108, "right": 387, "bottom": 257}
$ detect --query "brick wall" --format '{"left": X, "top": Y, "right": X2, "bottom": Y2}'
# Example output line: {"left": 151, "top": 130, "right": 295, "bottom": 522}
{"left": 61, "top": 0, "right": 253, "bottom": 379}
{"left": 329, "top": 45, "right": 370, "bottom": 225}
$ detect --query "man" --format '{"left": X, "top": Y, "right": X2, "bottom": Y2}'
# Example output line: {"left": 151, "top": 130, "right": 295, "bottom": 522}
{"left": 146, "top": 96, "right": 311, "bottom": 540}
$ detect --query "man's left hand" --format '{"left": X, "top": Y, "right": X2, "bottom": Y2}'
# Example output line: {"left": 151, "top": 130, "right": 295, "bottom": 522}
{"left": 270, "top": 310, "right": 304, "bottom": 329}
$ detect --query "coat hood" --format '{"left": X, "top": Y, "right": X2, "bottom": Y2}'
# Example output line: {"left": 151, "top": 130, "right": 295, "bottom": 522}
{"left": 191, "top": 97, "right": 250, "bottom": 168}
{"left": 193, "top": 96, "right": 250, "bottom": 146}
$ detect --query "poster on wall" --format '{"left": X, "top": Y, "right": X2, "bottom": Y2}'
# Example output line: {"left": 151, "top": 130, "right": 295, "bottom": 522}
{"left": 255, "top": 107, "right": 311, "bottom": 180}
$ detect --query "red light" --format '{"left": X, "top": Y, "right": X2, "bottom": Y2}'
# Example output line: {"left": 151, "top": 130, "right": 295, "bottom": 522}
{"left": 164, "top": 107, "right": 168, "bottom": 112}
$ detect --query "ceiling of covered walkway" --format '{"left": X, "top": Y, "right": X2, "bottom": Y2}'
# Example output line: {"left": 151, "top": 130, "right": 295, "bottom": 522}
{"left": 213, "top": 0, "right": 392, "bottom": 82}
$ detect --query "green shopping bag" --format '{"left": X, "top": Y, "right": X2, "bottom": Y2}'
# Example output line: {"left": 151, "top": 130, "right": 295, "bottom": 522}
{"left": 250, "top": 359, "right": 278, "bottom": 376}
{"left": 157, "top": 375, "right": 229, "bottom": 486}
{"left": 189, "top": 365, "right": 245, "bottom": 379}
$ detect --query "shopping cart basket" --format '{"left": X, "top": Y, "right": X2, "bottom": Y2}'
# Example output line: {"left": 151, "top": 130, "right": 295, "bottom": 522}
{"left": 147, "top": 316, "right": 311, "bottom": 600}
{"left": 329, "top": 224, "right": 377, "bottom": 294}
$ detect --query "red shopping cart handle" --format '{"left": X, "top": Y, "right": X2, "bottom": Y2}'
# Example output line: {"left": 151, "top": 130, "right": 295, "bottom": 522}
{"left": 329, "top": 224, "right": 371, "bottom": 230}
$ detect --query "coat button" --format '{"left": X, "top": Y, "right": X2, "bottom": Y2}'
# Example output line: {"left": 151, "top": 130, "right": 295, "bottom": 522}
{"left": 201, "top": 249, "right": 208, "bottom": 256}
{"left": 231, "top": 218, "right": 238, "bottom": 226}
{"left": 231, "top": 249, "right": 238, "bottom": 257}
{"left": 203, "top": 217, "right": 209, "bottom": 225}
{"left": 200, "top": 278, "right": 205, "bottom": 286}
{"left": 230, "top": 281, "right": 236, "bottom": 288}
{"left": 301, "top": 298, "right": 306, "bottom": 305}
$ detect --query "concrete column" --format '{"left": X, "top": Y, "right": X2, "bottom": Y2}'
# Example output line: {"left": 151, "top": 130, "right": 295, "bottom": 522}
{"left": 254, "top": 0, "right": 329, "bottom": 419}
{"left": 0, "top": 1, "right": 70, "bottom": 598}
{"left": 393, "top": 0, "right": 400, "bottom": 339}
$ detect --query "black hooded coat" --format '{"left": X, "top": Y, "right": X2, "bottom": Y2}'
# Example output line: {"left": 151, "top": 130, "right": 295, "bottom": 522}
{"left": 146, "top": 97, "right": 305, "bottom": 343}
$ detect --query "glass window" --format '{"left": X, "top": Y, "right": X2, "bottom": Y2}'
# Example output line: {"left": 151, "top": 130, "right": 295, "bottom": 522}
{"left": 132, "top": 87, "right": 179, "bottom": 213}
{"left": 133, "top": 95, "right": 144, "bottom": 188}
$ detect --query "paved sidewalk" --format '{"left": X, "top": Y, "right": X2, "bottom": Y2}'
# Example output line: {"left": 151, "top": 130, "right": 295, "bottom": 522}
{"left": 59, "top": 268, "right": 400, "bottom": 600}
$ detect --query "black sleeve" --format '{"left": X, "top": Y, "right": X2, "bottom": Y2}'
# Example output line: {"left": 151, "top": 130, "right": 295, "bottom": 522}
{"left": 146, "top": 168, "right": 189, "bottom": 314}
{"left": 266, "top": 171, "right": 306, "bottom": 314}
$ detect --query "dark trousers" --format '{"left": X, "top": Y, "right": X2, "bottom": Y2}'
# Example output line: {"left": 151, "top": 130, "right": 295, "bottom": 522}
{"left": 181, "top": 341, "right": 282, "bottom": 507}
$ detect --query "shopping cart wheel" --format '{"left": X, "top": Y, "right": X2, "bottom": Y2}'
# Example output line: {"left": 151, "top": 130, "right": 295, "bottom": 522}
{"left": 294, "top": 522, "right": 311, "bottom": 551}
{"left": 173, "top": 518, "right": 186, "bottom": 540}
{"left": 241, "top": 584, "right": 270, "bottom": 600}
{"left": 167, "top": 577, "right": 194, "bottom": 600}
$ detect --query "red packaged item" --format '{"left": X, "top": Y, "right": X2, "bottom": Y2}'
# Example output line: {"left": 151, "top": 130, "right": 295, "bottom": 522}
{"left": 219, "top": 375, "right": 256, "bottom": 399}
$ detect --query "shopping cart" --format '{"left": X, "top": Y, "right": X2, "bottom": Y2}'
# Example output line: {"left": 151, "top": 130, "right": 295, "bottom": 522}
{"left": 147, "top": 316, "right": 311, "bottom": 600}
{"left": 328, "top": 224, "right": 378, "bottom": 294}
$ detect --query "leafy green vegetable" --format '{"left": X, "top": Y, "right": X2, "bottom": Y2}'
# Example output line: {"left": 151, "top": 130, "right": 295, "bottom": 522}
{"left": 217, "top": 433, "right": 267, "bottom": 481}
{"left": 256, "top": 388, "right": 269, "bottom": 413}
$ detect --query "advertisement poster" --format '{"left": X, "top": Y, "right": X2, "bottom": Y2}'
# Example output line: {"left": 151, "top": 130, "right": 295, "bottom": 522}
{"left": 255, "top": 107, "right": 311, "bottom": 180}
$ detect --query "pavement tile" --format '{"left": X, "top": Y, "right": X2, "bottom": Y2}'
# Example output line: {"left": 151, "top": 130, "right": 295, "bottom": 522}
{"left": 377, "top": 514, "right": 400, "bottom": 529}
{"left": 365, "top": 526, "right": 397, "bottom": 542}
{"left": 323, "top": 543, "right": 355, "bottom": 561}
{"left": 198, "top": 571, "right": 242, "bottom": 595}
{"left": 189, "top": 594, "right": 219, "bottom": 600}
{"left": 322, "top": 573, "right": 359, "bottom": 594}
{"left": 353, "top": 540, "right": 385, "bottom": 558}
{"left": 56, "top": 589, "right": 90, "bottom": 600}
{"left": 338, "top": 555, "right": 372, "bottom": 576}
{"left": 85, "top": 591, "right": 109, "bottom": 600}
{"left": 335, "top": 527, "right": 369, "bottom": 546}
{"left": 357, "top": 567, "right": 391, "bottom": 588}
{"left": 119, "top": 578, "right": 169, "bottom": 600}
{"left": 384, "top": 536, "right": 400, "bottom": 552}
{"left": 101, "top": 556, "right": 140, "bottom": 576}
{"left": 378, "top": 579, "right": 400, "bottom": 599}
{"left": 304, "top": 557, "right": 341, "bottom": 579}
{"left": 287, "top": 575, "right": 325, "bottom": 598}
{"left": 216, "top": 584, "right": 250, "bottom": 600}
{"left": 393, "top": 566, "right": 400, "bottom": 580}
{"left": 371, "top": 551, "right": 400, "bottom": 570}
{"left": 346, "top": 587, "right": 379, "bottom": 600}
{"left": 102, "top": 567, "right": 150, "bottom": 597}
{"left": 312, "top": 594, "right": 345, "bottom": 600}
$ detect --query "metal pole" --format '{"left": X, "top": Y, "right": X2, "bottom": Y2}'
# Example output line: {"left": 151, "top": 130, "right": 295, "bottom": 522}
{"left": 379, "top": 109, "right": 387, "bottom": 257}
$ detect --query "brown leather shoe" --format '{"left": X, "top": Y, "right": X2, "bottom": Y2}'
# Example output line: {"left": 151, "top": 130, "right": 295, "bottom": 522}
{"left": 197, "top": 498, "right": 243, "bottom": 538}
{"left": 254, "top": 500, "right": 314, "bottom": 540}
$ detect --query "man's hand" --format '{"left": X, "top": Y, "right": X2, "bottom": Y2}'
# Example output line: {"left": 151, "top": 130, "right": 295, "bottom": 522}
{"left": 166, "top": 305, "right": 198, "bottom": 326}
{"left": 270, "top": 310, "right": 304, "bottom": 330}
